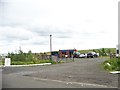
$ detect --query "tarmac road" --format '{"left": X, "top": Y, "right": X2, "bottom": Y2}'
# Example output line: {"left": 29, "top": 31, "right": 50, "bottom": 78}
{"left": 2, "top": 58, "right": 119, "bottom": 88}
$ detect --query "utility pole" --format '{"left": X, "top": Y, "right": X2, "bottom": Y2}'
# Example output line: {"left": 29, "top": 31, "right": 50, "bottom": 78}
{"left": 50, "top": 34, "right": 52, "bottom": 62}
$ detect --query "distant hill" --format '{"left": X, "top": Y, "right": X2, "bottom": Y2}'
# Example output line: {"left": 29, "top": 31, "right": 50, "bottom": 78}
{"left": 78, "top": 48, "right": 116, "bottom": 54}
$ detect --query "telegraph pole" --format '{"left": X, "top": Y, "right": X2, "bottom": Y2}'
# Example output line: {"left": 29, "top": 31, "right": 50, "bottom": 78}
{"left": 50, "top": 34, "right": 52, "bottom": 62}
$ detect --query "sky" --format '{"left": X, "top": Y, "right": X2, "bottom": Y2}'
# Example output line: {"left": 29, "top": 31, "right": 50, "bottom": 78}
{"left": 0, "top": 0, "right": 119, "bottom": 54}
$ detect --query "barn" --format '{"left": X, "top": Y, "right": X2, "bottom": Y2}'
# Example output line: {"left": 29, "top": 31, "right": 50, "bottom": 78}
{"left": 59, "top": 49, "right": 77, "bottom": 58}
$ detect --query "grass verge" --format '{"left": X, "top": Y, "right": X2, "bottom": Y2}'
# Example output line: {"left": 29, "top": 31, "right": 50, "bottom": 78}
{"left": 0, "top": 60, "right": 3, "bottom": 65}
{"left": 102, "top": 57, "right": 120, "bottom": 71}
{"left": 7, "top": 60, "right": 51, "bottom": 65}
{"left": 1, "top": 59, "right": 65, "bottom": 65}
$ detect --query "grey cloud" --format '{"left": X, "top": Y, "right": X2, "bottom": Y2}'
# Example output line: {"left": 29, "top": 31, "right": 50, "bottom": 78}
{"left": 29, "top": 41, "right": 48, "bottom": 45}
{"left": 0, "top": 31, "right": 31, "bottom": 42}
{"left": 54, "top": 33, "right": 72, "bottom": 38}
{"left": 28, "top": 26, "right": 73, "bottom": 39}
{"left": 0, "top": 35, "right": 30, "bottom": 45}
{"left": 0, "top": 0, "right": 48, "bottom": 28}
{"left": 30, "top": 27, "right": 51, "bottom": 36}
{"left": 20, "top": 36, "right": 49, "bottom": 46}
{"left": 0, "top": 26, "right": 36, "bottom": 45}
{"left": 6, "top": 34, "right": 29, "bottom": 41}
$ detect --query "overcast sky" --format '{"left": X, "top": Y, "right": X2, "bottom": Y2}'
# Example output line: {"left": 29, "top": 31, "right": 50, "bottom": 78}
{"left": 0, "top": 0, "right": 119, "bottom": 54}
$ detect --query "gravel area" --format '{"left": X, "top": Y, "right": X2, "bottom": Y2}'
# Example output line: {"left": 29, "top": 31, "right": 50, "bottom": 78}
{"left": 2, "top": 58, "right": 119, "bottom": 87}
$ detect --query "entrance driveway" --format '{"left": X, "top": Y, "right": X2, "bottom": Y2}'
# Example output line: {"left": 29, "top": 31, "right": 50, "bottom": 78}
{"left": 2, "top": 58, "right": 118, "bottom": 88}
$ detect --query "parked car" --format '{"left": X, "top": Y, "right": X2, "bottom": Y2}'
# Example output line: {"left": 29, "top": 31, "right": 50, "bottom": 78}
{"left": 87, "top": 52, "right": 98, "bottom": 58}
{"left": 87, "top": 53, "right": 94, "bottom": 58}
{"left": 79, "top": 53, "right": 87, "bottom": 58}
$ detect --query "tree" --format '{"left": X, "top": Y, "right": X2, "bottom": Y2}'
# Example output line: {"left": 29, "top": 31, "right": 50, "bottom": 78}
{"left": 106, "top": 49, "right": 111, "bottom": 55}
{"left": 28, "top": 50, "right": 32, "bottom": 55}
{"left": 97, "top": 49, "right": 102, "bottom": 56}
{"left": 101, "top": 48, "right": 107, "bottom": 56}
{"left": 93, "top": 49, "right": 97, "bottom": 53}
{"left": 97, "top": 48, "right": 107, "bottom": 56}
{"left": 27, "top": 50, "right": 34, "bottom": 61}
{"left": 7, "top": 50, "right": 38, "bottom": 62}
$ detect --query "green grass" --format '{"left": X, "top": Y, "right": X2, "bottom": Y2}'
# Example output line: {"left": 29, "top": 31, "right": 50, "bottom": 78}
{"left": 1, "top": 59, "right": 65, "bottom": 65}
{"left": 102, "top": 58, "right": 120, "bottom": 71}
{"left": 11, "top": 60, "right": 65, "bottom": 65}
{"left": 4, "top": 60, "right": 51, "bottom": 65}
{"left": 78, "top": 48, "right": 116, "bottom": 54}
{"left": 0, "top": 60, "right": 3, "bottom": 65}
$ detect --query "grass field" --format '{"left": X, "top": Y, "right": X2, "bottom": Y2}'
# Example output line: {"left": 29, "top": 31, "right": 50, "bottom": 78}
{"left": 78, "top": 48, "right": 116, "bottom": 53}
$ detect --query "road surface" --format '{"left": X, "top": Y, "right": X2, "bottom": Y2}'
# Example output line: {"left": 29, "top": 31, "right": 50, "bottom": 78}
{"left": 2, "top": 58, "right": 119, "bottom": 88}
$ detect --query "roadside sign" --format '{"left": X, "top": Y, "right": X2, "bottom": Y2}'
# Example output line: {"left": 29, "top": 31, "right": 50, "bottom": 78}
{"left": 5, "top": 58, "right": 11, "bottom": 66}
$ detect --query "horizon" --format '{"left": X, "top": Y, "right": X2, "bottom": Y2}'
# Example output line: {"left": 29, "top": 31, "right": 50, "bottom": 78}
{"left": 0, "top": 47, "right": 116, "bottom": 55}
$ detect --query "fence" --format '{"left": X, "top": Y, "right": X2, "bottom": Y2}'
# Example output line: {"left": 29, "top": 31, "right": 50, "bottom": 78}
{"left": 52, "top": 56, "right": 74, "bottom": 63}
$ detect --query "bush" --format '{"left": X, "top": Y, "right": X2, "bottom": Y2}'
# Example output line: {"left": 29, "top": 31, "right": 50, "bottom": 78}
{"left": 103, "top": 58, "right": 120, "bottom": 71}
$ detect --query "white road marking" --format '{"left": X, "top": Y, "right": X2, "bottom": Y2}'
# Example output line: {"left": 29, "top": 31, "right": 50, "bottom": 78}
{"left": 33, "top": 77, "right": 116, "bottom": 88}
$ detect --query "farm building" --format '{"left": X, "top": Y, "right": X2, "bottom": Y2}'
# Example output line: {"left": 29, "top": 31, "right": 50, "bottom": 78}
{"left": 59, "top": 49, "right": 77, "bottom": 58}
{"left": 51, "top": 49, "right": 78, "bottom": 58}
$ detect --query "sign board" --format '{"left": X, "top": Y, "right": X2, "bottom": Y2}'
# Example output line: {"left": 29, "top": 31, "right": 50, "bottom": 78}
{"left": 5, "top": 58, "right": 11, "bottom": 66}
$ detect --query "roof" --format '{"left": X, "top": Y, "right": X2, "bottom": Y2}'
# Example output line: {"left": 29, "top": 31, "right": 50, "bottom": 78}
{"left": 59, "top": 49, "right": 76, "bottom": 52}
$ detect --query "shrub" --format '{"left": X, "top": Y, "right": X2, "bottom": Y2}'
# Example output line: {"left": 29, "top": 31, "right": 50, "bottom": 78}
{"left": 103, "top": 58, "right": 120, "bottom": 71}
